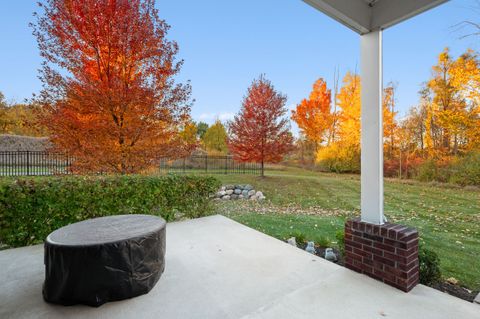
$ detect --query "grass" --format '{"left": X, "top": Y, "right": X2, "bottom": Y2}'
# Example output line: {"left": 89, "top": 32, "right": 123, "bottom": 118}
{"left": 209, "top": 166, "right": 480, "bottom": 291}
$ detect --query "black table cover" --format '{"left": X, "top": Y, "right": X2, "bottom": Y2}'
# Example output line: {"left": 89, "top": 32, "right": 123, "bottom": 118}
{"left": 43, "top": 214, "right": 166, "bottom": 307}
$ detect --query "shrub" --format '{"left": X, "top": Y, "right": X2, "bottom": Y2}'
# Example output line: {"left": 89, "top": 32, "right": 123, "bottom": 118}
{"left": 416, "top": 159, "right": 440, "bottom": 182}
{"left": 316, "top": 143, "right": 360, "bottom": 173}
{"left": 448, "top": 152, "right": 480, "bottom": 186}
{"left": 0, "top": 174, "right": 220, "bottom": 247}
{"left": 383, "top": 156, "right": 424, "bottom": 179}
{"left": 416, "top": 157, "right": 453, "bottom": 183}
{"left": 419, "top": 245, "right": 442, "bottom": 285}
{"left": 314, "top": 235, "right": 331, "bottom": 248}
{"left": 414, "top": 153, "right": 480, "bottom": 186}
{"left": 335, "top": 230, "right": 345, "bottom": 255}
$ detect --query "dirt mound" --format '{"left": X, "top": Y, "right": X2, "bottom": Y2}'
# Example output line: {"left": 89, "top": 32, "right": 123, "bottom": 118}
{"left": 0, "top": 134, "right": 51, "bottom": 152}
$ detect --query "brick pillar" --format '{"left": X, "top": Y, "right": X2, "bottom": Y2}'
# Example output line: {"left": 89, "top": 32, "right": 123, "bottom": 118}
{"left": 345, "top": 218, "right": 419, "bottom": 292}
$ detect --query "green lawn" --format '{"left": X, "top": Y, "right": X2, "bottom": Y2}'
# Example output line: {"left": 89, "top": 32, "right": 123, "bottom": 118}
{"left": 210, "top": 166, "right": 480, "bottom": 291}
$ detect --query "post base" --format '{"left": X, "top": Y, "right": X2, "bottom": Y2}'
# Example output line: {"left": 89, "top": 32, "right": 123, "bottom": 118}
{"left": 345, "top": 218, "right": 419, "bottom": 292}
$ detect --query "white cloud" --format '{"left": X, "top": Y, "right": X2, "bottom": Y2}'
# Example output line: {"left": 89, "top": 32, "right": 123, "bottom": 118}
{"left": 197, "top": 112, "right": 235, "bottom": 123}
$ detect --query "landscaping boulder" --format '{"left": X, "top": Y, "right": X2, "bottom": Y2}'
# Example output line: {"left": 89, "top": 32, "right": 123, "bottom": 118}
{"left": 215, "top": 185, "right": 266, "bottom": 201}
{"left": 216, "top": 191, "right": 226, "bottom": 198}
{"left": 244, "top": 184, "right": 254, "bottom": 191}
{"left": 255, "top": 191, "right": 265, "bottom": 200}
{"left": 287, "top": 237, "right": 297, "bottom": 247}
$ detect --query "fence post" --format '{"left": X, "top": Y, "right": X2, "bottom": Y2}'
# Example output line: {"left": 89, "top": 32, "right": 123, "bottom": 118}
{"left": 183, "top": 157, "right": 186, "bottom": 173}
{"left": 205, "top": 155, "right": 208, "bottom": 173}
{"left": 26, "top": 151, "right": 30, "bottom": 176}
{"left": 225, "top": 156, "right": 228, "bottom": 174}
{"left": 67, "top": 153, "right": 71, "bottom": 174}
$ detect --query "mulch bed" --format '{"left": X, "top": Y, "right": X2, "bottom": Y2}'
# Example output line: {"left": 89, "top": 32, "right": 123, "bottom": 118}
{"left": 431, "top": 282, "right": 478, "bottom": 303}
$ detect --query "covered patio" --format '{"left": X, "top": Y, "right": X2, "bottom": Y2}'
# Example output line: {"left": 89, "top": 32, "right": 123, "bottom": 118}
{"left": 0, "top": 215, "right": 477, "bottom": 319}
{"left": 304, "top": 0, "right": 451, "bottom": 292}
{"left": 1, "top": 1, "right": 478, "bottom": 318}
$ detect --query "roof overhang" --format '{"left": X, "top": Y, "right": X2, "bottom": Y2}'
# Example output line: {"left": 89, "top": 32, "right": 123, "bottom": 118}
{"left": 303, "top": 0, "right": 449, "bottom": 35}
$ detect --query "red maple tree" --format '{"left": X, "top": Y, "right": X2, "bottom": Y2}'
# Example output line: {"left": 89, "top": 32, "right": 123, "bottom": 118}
{"left": 228, "top": 76, "right": 294, "bottom": 176}
{"left": 32, "top": 0, "right": 192, "bottom": 173}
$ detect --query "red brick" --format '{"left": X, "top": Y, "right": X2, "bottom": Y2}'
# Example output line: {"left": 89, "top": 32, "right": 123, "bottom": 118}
{"left": 374, "top": 268, "right": 396, "bottom": 282}
{"left": 362, "top": 258, "right": 374, "bottom": 266}
{"left": 353, "top": 248, "right": 373, "bottom": 259}
{"left": 361, "top": 264, "right": 374, "bottom": 274}
{"left": 372, "top": 260, "right": 385, "bottom": 271}
{"left": 352, "top": 235, "right": 373, "bottom": 246}
{"left": 396, "top": 246, "right": 417, "bottom": 257}
{"left": 372, "top": 225, "right": 381, "bottom": 235}
{"left": 365, "top": 223, "right": 373, "bottom": 234}
{"left": 345, "top": 239, "right": 362, "bottom": 249}
{"left": 397, "top": 228, "right": 418, "bottom": 240}
{"left": 363, "top": 232, "right": 384, "bottom": 242}
{"left": 383, "top": 238, "right": 406, "bottom": 248}
{"left": 405, "top": 238, "right": 419, "bottom": 250}
{"left": 388, "top": 225, "right": 405, "bottom": 240}
{"left": 384, "top": 251, "right": 407, "bottom": 264}
{"left": 380, "top": 227, "right": 389, "bottom": 237}
{"left": 363, "top": 245, "right": 384, "bottom": 256}
{"left": 373, "top": 254, "right": 396, "bottom": 267}
{"left": 373, "top": 242, "right": 396, "bottom": 253}
{"left": 405, "top": 252, "right": 418, "bottom": 265}
{"left": 357, "top": 222, "right": 365, "bottom": 232}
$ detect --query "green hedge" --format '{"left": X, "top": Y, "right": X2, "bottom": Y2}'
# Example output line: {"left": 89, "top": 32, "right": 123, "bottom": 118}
{"left": 416, "top": 152, "right": 480, "bottom": 186}
{"left": 0, "top": 174, "right": 220, "bottom": 248}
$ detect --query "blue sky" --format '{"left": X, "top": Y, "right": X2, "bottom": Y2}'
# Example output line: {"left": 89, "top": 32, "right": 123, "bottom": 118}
{"left": 0, "top": 0, "right": 479, "bottom": 134}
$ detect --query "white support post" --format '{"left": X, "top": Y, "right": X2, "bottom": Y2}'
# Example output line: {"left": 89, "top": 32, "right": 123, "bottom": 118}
{"left": 360, "top": 29, "right": 384, "bottom": 225}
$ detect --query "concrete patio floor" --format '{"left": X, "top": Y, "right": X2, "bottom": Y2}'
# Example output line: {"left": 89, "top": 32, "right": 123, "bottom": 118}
{"left": 0, "top": 215, "right": 478, "bottom": 319}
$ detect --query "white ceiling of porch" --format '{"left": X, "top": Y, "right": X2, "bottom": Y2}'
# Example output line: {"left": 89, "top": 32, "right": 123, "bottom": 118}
{"left": 304, "top": 0, "right": 449, "bottom": 34}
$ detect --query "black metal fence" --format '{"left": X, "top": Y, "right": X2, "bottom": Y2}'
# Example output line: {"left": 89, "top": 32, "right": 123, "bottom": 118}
{"left": 159, "top": 155, "right": 261, "bottom": 175}
{"left": 0, "top": 151, "right": 73, "bottom": 176}
{"left": 0, "top": 151, "right": 261, "bottom": 176}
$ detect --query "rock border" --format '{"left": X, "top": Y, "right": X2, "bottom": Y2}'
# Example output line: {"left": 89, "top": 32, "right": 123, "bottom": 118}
{"left": 215, "top": 184, "right": 265, "bottom": 201}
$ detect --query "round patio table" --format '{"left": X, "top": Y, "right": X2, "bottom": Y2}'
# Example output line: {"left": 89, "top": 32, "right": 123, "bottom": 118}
{"left": 43, "top": 214, "right": 166, "bottom": 307}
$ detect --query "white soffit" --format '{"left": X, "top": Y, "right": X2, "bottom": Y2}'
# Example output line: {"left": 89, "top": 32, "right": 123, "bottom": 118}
{"left": 303, "top": 0, "right": 449, "bottom": 34}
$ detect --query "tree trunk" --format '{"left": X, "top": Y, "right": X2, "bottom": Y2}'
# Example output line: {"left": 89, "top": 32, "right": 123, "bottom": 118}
{"left": 399, "top": 150, "right": 402, "bottom": 179}
{"left": 453, "top": 134, "right": 458, "bottom": 155}
{"left": 261, "top": 160, "right": 264, "bottom": 177}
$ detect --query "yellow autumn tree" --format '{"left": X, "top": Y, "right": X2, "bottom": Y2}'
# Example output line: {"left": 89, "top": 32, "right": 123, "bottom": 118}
{"left": 202, "top": 120, "right": 228, "bottom": 155}
{"left": 450, "top": 49, "right": 480, "bottom": 151}
{"left": 315, "top": 73, "right": 400, "bottom": 172}
{"left": 426, "top": 48, "right": 480, "bottom": 155}
{"left": 317, "top": 72, "right": 361, "bottom": 172}
{"left": 383, "top": 84, "right": 399, "bottom": 159}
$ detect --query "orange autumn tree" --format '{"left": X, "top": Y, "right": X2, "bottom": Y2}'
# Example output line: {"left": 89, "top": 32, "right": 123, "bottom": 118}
{"left": 291, "top": 78, "right": 332, "bottom": 150}
{"left": 228, "top": 76, "right": 294, "bottom": 176}
{"left": 33, "top": 0, "right": 192, "bottom": 173}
